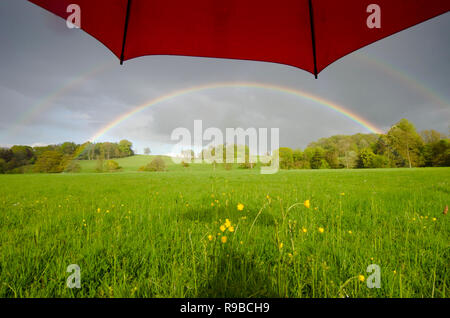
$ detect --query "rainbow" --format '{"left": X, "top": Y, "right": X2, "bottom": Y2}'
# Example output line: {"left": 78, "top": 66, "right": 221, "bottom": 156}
{"left": 5, "top": 52, "right": 446, "bottom": 145}
{"left": 2, "top": 61, "right": 113, "bottom": 141}
{"left": 356, "top": 53, "right": 449, "bottom": 109}
{"left": 90, "top": 81, "right": 384, "bottom": 142}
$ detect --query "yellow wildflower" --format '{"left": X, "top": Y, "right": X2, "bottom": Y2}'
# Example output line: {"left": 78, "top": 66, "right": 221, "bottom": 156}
{"left": 224, "top": 219, "right": 231, "bottom": 228}
{"left": 237, "top": 203, "right": 244, "bottom": 211}
{"left": 221, "top": 236, "right": 227, "bottom": 244}
{"left": 302, "top": 228, "right": 307, "bottom": 233}
{"left": 304, "top": 200, "right": 310, "bottom": 209}
{"left": 348, "top": 230, "right": 352, "bottom": 235}
{"left": 340, "top": 193, "right": 345, "bottom": 196}
{"left": 318, "top": 227, "right": 324, "bottom": 233}
{"left": 432, "top": 217, "right": 437, "bottom": 221}
{"left": 220, "top": 225, "right": 226, "bottom": 232}
{"left": 208, "top": 235, "right": 213, "bottom": 241}
{"left": 358, "top": 275, "right": 365, "bottom": 282}
{"left": 279, "top": 242, "right": 283, "bottom": 249}
{"left": 228, "top": 226, "right": 235, "bottom": 232}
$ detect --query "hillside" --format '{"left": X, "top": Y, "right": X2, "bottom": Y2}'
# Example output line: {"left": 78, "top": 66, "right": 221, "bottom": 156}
{"left": 76, "top": 155, "right": 234, "bottom": 173}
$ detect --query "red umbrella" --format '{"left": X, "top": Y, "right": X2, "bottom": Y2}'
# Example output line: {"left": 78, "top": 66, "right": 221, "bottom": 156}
{"left": 29, "top": 0, "right": 449, "bottom": 78}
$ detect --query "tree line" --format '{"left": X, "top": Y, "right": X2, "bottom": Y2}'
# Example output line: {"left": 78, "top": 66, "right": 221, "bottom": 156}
{"left": 0, "top": 140, "right": 134, "bottom": 174}
{"left": 0, "top": 118, "right": 448, "bottom": 174}
{"left": 277, "top": 119, "right": 449, "bottom": 169}
{"left": 180, "top": 119, "right": 449, "bottom": 170}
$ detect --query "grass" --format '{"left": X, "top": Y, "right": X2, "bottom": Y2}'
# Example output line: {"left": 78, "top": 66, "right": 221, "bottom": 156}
{"left": 77, "top": 155, "right": 172, "bottom": 172}
{"left": 0, "top": 158, "right": 449, "bottom": 298}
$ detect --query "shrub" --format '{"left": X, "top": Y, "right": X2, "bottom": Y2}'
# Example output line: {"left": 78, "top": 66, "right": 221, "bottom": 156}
{"left": 64, "top": 161, "right": 81, "bottom": 173}
{"left": 139, "top": 156, "right": 166, "bottom": 172}
{"left": 239, "top": 162, "right": 254, "bottom": 169}
{"left": 6, "top": 167, "right": 24, "bottom": 174}
{"left": 106, "top": 160, "right": 121, "bottom": 171}
{"left": 181, "top": 161, "right": 189, "bottom": 168}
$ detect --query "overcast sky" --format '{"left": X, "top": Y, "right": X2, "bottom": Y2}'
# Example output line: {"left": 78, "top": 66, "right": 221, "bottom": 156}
{"left": 0, "top": 1, "right": 449, "bottom": 154}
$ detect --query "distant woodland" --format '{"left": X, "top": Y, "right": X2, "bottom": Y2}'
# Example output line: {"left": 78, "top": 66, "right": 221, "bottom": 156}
{"left": 0, "top": 119, "right": 448, "bottom": 174}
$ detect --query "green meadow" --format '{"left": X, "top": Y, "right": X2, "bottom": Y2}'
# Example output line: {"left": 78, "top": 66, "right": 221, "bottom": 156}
{"left": 0, "top": 156, "right": 448, "bottom": 298}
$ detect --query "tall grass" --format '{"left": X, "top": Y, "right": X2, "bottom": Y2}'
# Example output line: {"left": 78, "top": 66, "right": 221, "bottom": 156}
{"left": 0, "top": 167, "right": 448, "bottom": 298}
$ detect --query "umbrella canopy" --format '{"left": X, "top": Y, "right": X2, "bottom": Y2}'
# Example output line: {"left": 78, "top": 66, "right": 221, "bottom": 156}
{"left": 29, "top": 0, "right": 449, "bottom": 78}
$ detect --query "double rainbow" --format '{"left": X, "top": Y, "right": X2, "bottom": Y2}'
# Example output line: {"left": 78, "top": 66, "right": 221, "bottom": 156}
{"left": 89, "top": 81, "right": 384, "bottom": 142}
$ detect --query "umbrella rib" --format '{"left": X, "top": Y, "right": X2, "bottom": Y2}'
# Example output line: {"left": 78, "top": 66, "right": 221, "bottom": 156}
{"left": 120, "top": 0, "right": 133, "bottom": 65}
{"left": 308, "top": 0, "right": 318, "bottom": 79}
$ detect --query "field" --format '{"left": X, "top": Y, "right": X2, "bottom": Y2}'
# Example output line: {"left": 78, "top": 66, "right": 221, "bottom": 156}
{"left": 0, "top": 156, "right": 449, "bottom": 298}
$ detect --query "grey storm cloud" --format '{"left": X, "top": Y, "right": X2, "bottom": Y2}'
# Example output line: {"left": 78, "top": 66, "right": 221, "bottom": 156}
{"left": 0, "top": 0, "right": 449, "bottom": 153}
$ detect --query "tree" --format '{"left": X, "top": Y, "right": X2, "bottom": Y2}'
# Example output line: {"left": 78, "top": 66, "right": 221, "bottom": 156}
{"left": 11, "top": 145, "right": 35, "bottom": 166}
{"left": 119, "top": 140, "right": 134, "bottom": 157}
{"left": 144, "top": 147, "right": 151, "bottom": 155}
{"left": 324, "top": 149, "right": 339, "bottom": 169}
{"left": 386, "top": 119, "right": 424, "bottom": 168}
{"left": 0, "top": 158, "right": 6, "bottom": 174}
{"left": 371, "top": 154, "right": 389, "bottom": 168}
{"left": 0, "top": 148, "right": 13, "bottom": 162}
{"left": 310, "top": 148, "right": 325, "bottom": 169}
{"left": 34, "top": 151, "right": 63, "bottom": 173}
{"left": 60, "top": 142, "right": 77, "bottom": 155}
{"left": 421, "top": 130, "right": 444, "bottom": 144}
{"left": 424, "top": 139, "right": 450, "bottom": 167}
{"left": 357, "top": 149, "right": 376, "bottom": 168}
{"left": 102, "top": 142, "right": 115, "bottom": 160}
{"left": 292, "top": 149, "right": 303, "bottom": 163}
{"left": 77, "top": 142, "right": 95, "bottom": 160}
{"left": 278, "top": 147, "right": 294, "bottom": 169}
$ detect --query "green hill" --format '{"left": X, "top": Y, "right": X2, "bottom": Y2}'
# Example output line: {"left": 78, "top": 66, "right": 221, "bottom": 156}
{"left": 76, "top": 155, "right": 235, "bottom": 173}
